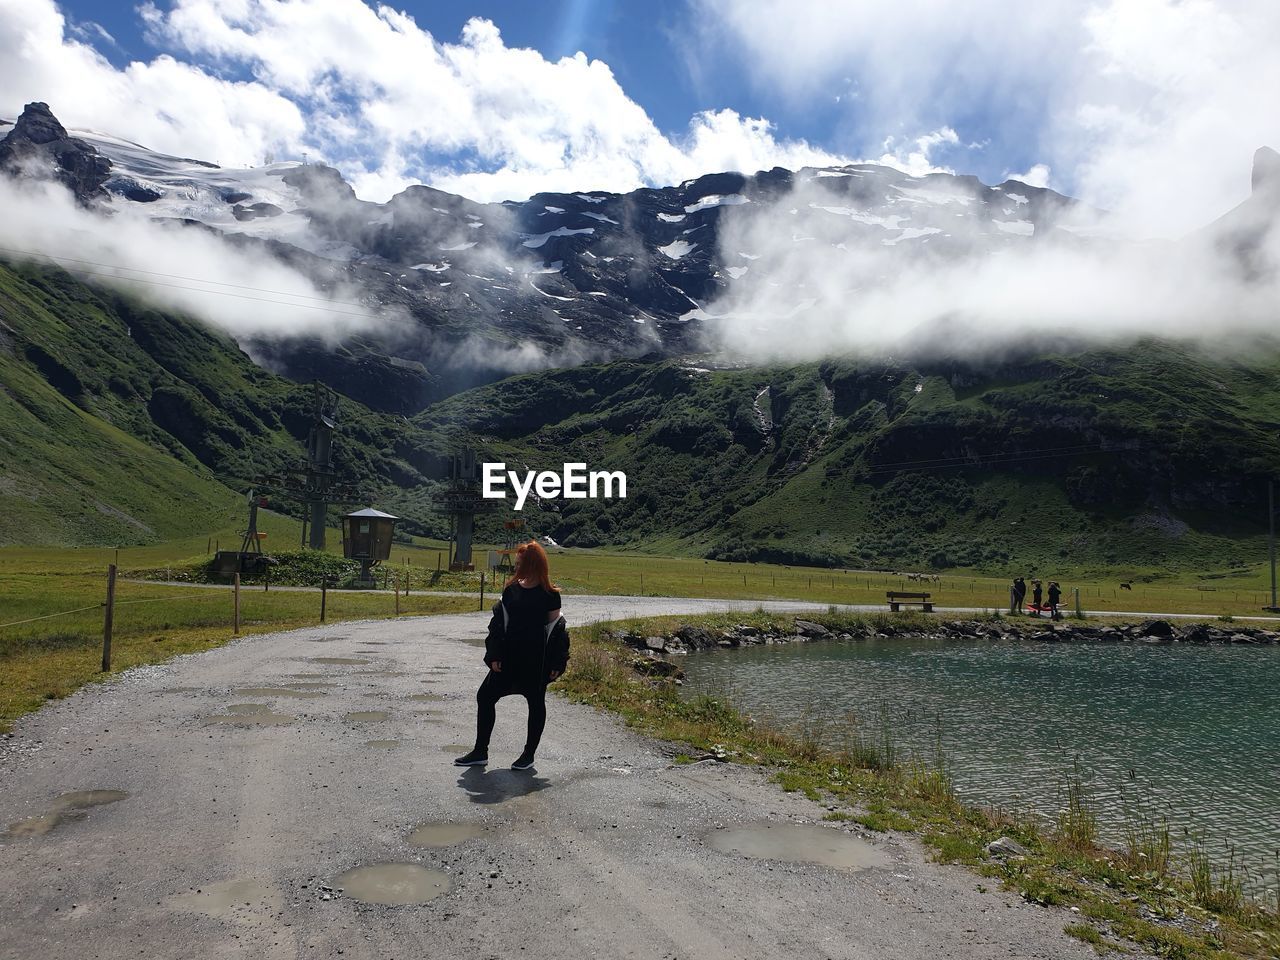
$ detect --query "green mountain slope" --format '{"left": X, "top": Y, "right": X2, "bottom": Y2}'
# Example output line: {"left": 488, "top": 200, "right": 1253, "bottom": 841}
{"left": 403, "top": 348, "right": 1280, "bottom": 573}
{"left": 0, "top": 259, "right": 436, "bottom": 546}
{"left": 4, "top": 255, "right": 1279, "bottom": 574}
{"left": 0, "top": 344, "right": 234, "bottom": 545}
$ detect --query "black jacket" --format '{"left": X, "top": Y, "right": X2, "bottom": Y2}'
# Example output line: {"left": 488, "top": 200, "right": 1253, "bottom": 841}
{"left": 483, "top": 600, "right": 570, "bottom": 686}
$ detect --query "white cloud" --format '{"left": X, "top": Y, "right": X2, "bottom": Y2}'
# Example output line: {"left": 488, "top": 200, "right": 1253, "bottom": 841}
{"left": 0, "top": 0, "right": 847, "bottom": 203}
{"left": 0, "top": 173, "right": 377, "bottom": 340}
{"left": 0, "top": 0, "right": 306, "bottom": 167}
{"left": 1005, "top": 164, "right": 1052, "bottom": 190}
{"left": 701, "top": 173, "right": 1280, "bottom": 362}
{"left": 699, "top": 0, "right": 1280, "bottom": 235}
{"left": 1066, "top": 0, "right": 1280, "bottom": 234}
{"left": 874, "top": 128, "right": 959, "bottom": 178}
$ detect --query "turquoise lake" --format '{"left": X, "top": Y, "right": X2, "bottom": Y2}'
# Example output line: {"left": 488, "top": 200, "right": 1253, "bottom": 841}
{"left": 681, "top": 636, "right": 1280, "bottom": 882}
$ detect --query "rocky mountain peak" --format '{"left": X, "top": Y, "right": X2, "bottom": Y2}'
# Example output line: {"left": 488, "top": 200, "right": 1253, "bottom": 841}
{"left": 0, "top": 101, "right": 111, "bottom": 204}
{"left": 7, "top": 101, "right": 70, "bottom": 145}
{"left": 1252, "top": 145, "right": 1280, "bottom": 195}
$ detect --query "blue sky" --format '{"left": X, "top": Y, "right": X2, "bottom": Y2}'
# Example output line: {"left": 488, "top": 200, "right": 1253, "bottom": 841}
{"left": 6, "top": 0, "right": 1278, "bottom": 232}
{"left": 59, "top": 1, "right": 810, "bottom": 134}
{"left": 49, "top": 0, "right": 995, "bottom": 182}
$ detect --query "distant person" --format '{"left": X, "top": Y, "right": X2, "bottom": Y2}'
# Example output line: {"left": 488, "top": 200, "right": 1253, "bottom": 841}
{"left": 1030, "top": 579, "right": 1043, "bottom": 616}
{"left": 1012, "top": 577, "right": 1027, "bottom": 614}
{"left": 1047, "top": 581, "right": 1063, "bottom": 620}
{"left": 455, "top": 541, "right": 569, "bottom": 771}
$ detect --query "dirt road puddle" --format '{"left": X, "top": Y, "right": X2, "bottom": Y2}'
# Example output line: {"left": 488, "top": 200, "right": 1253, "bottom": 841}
{"left": 344, "top": 711, "right": 391, "bottom": 723}
{"left": 407, "top": 693, "right": 444, "bottom": 702}
{"left": 5, "top": 790, "right": 129, "bottom": 838}
{"left": 233, "top": 687, "right": 324, "bottom": 699}
{"left": 310, "top": 657, "right": 369, "bottom": 665}
{"left": 407, "top": 823, "right": 482, "bottom": 848}
{"left": 283, "top": 681, "right": 333, "bottom": 690}
{"left": 171, "top": 878, "right": 280, "bottom": 917}
{"left": 705, "top": 823, "right": 889, "bottom": 872}
{"left": 203, "top": 706, "right": 293, "bottom": 727}
{"left": 334, "top": 863, "right": 450, "bottom": 905}
{"left": 365, "top": 740, "right": 399, "bottom": 749}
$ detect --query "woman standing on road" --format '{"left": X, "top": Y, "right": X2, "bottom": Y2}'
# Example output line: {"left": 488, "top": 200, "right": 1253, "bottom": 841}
{"left": 454, "top": 541, "right": 569, "bottom": 771}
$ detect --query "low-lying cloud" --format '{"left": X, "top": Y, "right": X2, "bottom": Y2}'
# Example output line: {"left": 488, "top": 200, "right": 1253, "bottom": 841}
{"left": 0, "top": 174, "right": 379, "bottom": 339}
{"left": 700, "top": 170, "right": 1280, "bottom": 361}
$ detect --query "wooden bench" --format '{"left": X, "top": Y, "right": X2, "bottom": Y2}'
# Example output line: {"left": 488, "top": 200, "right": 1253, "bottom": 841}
{"left": 886, "top": 591, "right": 933, "bottom": 612}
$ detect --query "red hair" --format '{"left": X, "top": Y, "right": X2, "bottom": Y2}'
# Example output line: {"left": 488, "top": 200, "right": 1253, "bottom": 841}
{"left": 506, "top": 540, "right": 558, "bottom": 591}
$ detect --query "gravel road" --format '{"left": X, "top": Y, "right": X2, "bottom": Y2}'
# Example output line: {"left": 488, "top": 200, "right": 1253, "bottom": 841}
{"left": 0, "top": 596, "right": 1105, "bottom": 959}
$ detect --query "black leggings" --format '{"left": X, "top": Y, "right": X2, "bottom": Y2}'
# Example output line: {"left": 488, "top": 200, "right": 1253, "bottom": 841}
{"left": 475, "top": 671, "right": 547, "bottom": 754}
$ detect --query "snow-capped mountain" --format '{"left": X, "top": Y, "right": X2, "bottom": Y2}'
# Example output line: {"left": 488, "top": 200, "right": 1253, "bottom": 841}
{"left": 3, "top": 101, "right": 1274, "bottom": 414}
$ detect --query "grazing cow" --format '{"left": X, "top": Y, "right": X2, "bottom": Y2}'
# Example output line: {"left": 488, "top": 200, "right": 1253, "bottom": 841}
{"left": 1120, "top": 582, "right": 1132, "bottom": 590}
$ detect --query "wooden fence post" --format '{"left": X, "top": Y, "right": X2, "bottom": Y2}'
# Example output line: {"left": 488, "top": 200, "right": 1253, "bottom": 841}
{"left": 395, "top": 574, "right": 401, "bottom": 616}
{"left": 479, "top": 569, "right": 485, "bottom": 611}
{"left": 101, "top": 564, "right": 117, "bottom": 672}
{"left": 320, "top": 580, "right": 328, "bottom": 623}
{"left": 233, "top": 573, "right": 241, "bottom": 635}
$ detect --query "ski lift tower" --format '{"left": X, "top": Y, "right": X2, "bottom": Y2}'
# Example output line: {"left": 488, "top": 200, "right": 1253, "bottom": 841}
{"left": 212, "top": 491, "right": 272, "bottom": 576}
{"left": 302, "top": 382, "right": 339, "bottom": 550}
{"left": 438, "top": 449, "right": 488, "bottom": 571}
{"left": 244, "top": 382, "right": 364, "bottom": 549}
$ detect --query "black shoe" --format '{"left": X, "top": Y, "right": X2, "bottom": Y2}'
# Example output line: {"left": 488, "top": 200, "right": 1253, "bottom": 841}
{"left": 511, "top": 750, "right": 536, "bottom": 771}
{"left": 454, "top": 748, "right": 488, "bottom": 766}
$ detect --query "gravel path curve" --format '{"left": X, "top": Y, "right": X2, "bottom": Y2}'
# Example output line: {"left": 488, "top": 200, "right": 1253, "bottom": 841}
{"left": 0, "top": 596, "right": 1111, "bottom": 959}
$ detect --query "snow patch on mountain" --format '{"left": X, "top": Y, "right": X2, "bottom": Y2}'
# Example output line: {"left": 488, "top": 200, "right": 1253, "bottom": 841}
{"left": 993, "top": 219, "right": 1035, "bottom": 236}
{"left": 881, "top": 227, "right": 943, "bottom": 245}
{"left": 522, "top": 226, "right": 595, "bottom": 248}
{"left": 529, "top": 279, "right": 575, "bottom": 301}
{"left": 658, "top": 239, "right": 695, "bottom": 259}
{"left": 684, "top": 194, "right": 749, "bottom": 214}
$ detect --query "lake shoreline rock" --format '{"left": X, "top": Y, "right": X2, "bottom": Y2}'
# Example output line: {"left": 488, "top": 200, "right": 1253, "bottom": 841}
{"left": 605, "top": 616, "right": 1280, "bottom": 665}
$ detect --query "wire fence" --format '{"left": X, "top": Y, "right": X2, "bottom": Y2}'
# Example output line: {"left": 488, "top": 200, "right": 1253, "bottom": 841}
{"left": 0, "top": 565, "right": 489, "bottom": 672}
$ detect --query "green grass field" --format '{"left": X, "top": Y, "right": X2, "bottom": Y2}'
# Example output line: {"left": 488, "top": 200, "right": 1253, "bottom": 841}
{"left": 4, "top": 516, "right": 1277, "bottom": 733}
{"left": 0, "top": 512, "right": 477, "bottom": 732}
{"left": 539, "top": 549, "right": 1280, "bottom": 617}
